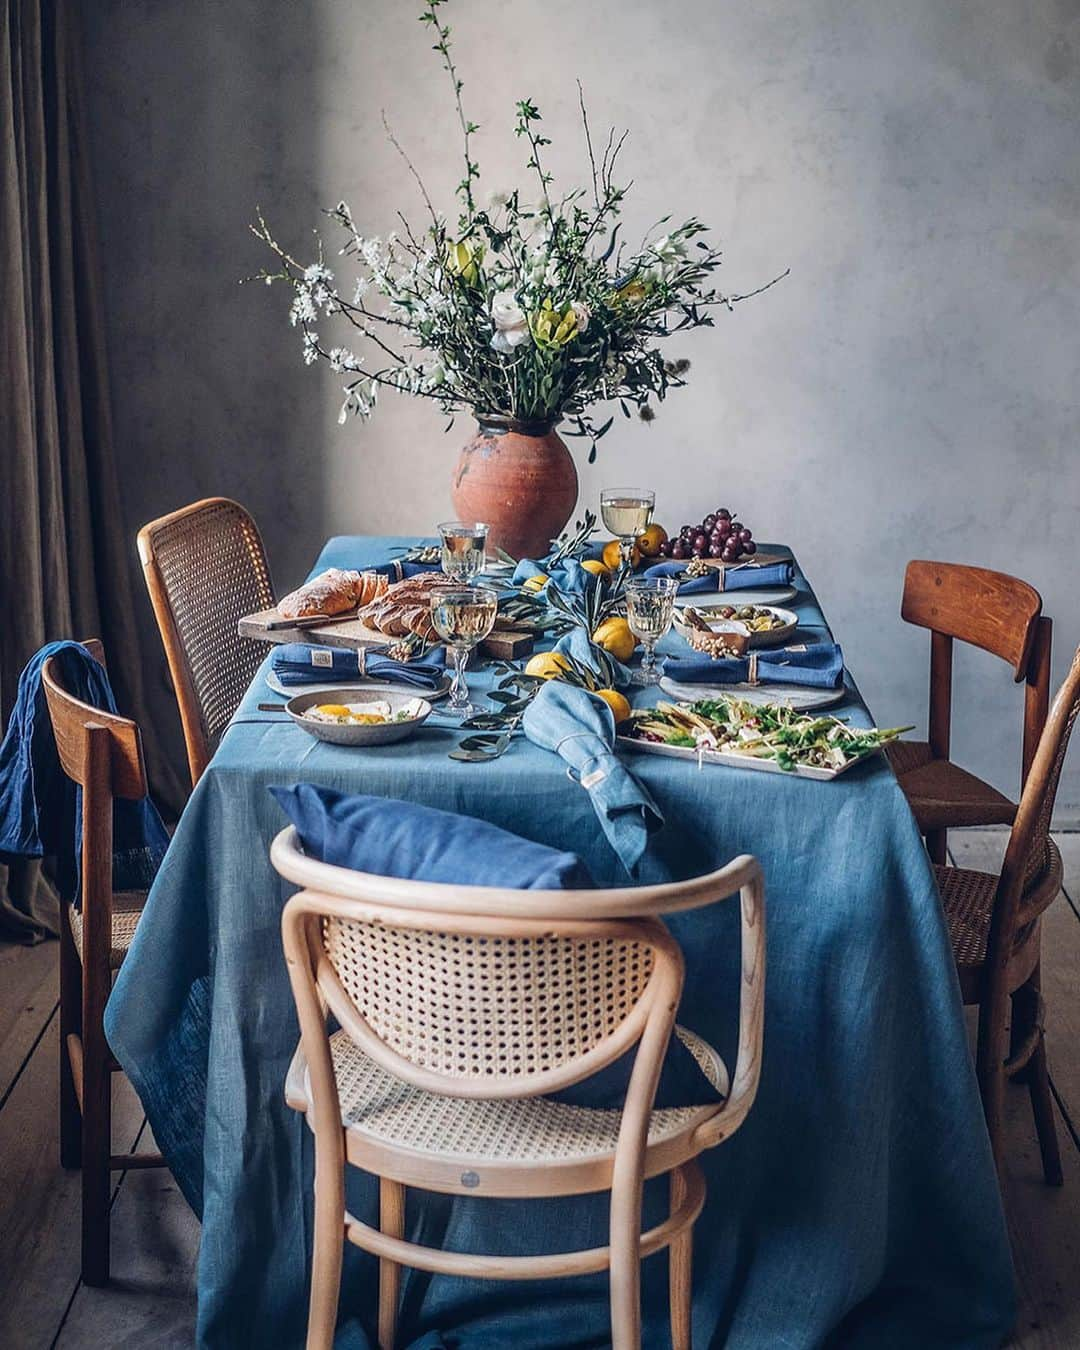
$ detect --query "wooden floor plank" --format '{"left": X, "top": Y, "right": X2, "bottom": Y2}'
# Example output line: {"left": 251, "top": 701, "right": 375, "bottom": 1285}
{"left": 0, "top": 938, "right": 58, "bottom": 1104}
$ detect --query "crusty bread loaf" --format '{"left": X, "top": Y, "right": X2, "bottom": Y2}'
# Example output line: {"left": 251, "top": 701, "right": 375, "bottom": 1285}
{"left": 357, "top": 571, "right": 445, "bottom": 641}
{"left": 277, "top": 568, "right": 386, "bottom": 620}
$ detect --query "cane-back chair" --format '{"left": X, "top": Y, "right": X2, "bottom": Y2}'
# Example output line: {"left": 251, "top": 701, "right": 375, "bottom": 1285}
{"left": 272, "top": 829, "right": 766, "bottom": 1350}
{"left": 887, "top": 561, "right": 1051, "bottom": 863}
{"left": 41, "top": 640, "right": 166, "bottom": 1286}
{"left": 137, "top": 497, "right": 274, "bottom": 786}
{"left": 934, "top": 642, "right": 1080, "bottom": 1187}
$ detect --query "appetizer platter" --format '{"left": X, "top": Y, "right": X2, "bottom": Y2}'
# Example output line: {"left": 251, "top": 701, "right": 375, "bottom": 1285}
{"left": 674, "top": 603, "right": 798, "bottom": 648}
{"left": 619, "top": 698, "right": 907, "bottom": 780}
{"left": 285, "top": 690, "right": 432, "bottom": 746}
{"left": 657, "top": 676, "right": 846, "bottom": 712}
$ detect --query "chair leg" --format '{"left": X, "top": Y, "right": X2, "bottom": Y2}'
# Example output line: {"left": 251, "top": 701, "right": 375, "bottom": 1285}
{"left": 80, "top": 1024, "right": 112, "bottom": 1287}
{"left": 975, "top": 997, "right": 1008, "bottom": 1179}
{"left": 1028, "top": 1033, "right": 1063, "bottom": 1187}
{"left": 925, "top": 828, "right": 947, "bottom": 866}
{"left": 58, "top": 908, "right": 82, "bottom": 1170}
{"left": 668, "top": 1169, "right": 693, "bottom": 1350}
{"left": 609, "top": 1179, "right": 643, "bottom": 1350}
{"left": 378, "top": 1178, "right": 405, "bottom": 1350}
{"left": 306, "top": 1144, "right": 345, "bottom": 1350}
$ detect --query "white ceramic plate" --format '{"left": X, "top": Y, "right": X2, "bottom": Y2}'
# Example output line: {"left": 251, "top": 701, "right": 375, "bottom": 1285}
{"left": 658, "top": 676, "right": 847, "bottom": 712}
{"left": 267, "top": 670, "right": 450, "bottom": 701}
{"left": 673, "top": 584, "right": 798, "bottom": 609}
{"left": 617, "top": 732, "right": 876, "bottom": 780}
{"left": 285, "top": 689, "right": 433, "bottom": 746}
{"left": 673, "top": 604, "right": 798, "bottom": 649}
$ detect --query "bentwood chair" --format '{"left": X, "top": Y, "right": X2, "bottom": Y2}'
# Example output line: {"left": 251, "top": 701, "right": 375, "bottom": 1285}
{"left": 887, "top": 561, "right": 1051, "bottom": 864}
{"left": 934, "top": 642, "right": 1080, "bottom": 1187}
{"left": 272, "top": 829, "right": 766, "bottom": 1350}
{"left": 138, "top": 497, "right": 274, "bottom": 786}
{"left": 41, "top": 641, "right": 166, "bottom": 1286}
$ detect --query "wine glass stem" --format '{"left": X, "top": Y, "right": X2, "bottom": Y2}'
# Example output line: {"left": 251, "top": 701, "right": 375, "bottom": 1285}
{"left": 620, "top": 537, "right": 635, "bottom": 568}
{"left": 641, "top": 641, "right": 656, "bottom": 680}
{"left": 449, "top": 646, "right": 470, "bottom": 711}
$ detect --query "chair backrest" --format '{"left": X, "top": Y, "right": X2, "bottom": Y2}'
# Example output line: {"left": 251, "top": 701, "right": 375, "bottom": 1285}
{"left": 273, "top": 828, "right": 765, "bottom": 1147}
{"left": 137, "top": 497, "right": 274, "bottom": 786}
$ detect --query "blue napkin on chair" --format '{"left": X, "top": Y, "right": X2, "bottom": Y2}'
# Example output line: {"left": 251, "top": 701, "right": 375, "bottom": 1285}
{"left": 550, "top": 628, "right": 632, "bottom": 689}
{"left": 643, "top": 558, "right": 794, "bottom": 594}
{"left": 270, "top": 643, "right": 446, "bottom": 690}
{"left": 522, "top": 682, "right": 662, "bottom": 876}
{"left": 664, "top": 642, "right": 845, "bottom": 688}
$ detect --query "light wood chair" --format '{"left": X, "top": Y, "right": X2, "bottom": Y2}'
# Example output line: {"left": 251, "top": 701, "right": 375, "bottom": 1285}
{"left": 887, "top": 560, "right": 1052, "bottom": 863}
{"left": 271, "top": 828, "right": 766, "bottom": 1350}
{"left": 137, "top": 497, "right": 274, "bottom": 786}
{"left": 933, "top": 642, "right": 1080, "bottom": 1188}
{"left": 41, "top": 640, "right": 166, "bottom": 1286}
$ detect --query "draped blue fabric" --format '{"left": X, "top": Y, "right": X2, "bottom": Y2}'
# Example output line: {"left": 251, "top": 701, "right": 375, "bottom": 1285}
{"left": 105, "top": 536, "right": 1014, "bottom": 1350}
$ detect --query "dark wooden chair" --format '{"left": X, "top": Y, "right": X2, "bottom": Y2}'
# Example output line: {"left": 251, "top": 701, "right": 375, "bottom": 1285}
{"left": 41, "top": 640, "right": 166, "bottom": 1286}
{"left": 887, "top": 561, "right": 1052, "bottom": 863}
{"left": 137, "top": 497, "right": 274, "bottom": 786}
{"left": 933, "top": 642, "right": 1080, "bottom": 1187}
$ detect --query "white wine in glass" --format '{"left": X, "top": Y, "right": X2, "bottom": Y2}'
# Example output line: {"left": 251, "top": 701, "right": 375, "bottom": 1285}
{"left": 438, "top": 521, "right": 489, "bottom": 582}
{"left": 430, "top": 585, "right": 498, "bottom": 718}
{"left": 600, "top": 488, "right": 655, "bottom": 567}
{"left": 625, "top": 576, "right": 679, "bottom": 685}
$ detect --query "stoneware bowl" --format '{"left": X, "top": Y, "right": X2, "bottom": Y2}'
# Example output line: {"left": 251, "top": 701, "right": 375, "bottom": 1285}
{"left": 286, "top": 688, "right": 432, "bottom": 746}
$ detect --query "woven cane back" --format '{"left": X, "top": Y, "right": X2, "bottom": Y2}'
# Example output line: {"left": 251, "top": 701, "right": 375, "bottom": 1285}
{"left": 316, "top": 905, "right": 669, "bottom": 1097}
{"left": 138, "top": 498, "right": 273, "bottom": 784}
{"left": 1016, "top": 645, "right": 1080, "bottom": 892}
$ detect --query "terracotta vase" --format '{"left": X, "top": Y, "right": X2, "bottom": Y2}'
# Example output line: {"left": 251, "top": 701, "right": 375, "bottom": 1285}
{"left": 450, "top": 415, "right": 579, "bottom": 560}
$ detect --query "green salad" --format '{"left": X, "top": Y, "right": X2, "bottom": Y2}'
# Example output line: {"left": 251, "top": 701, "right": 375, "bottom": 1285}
{"left": 624, "top": 698, "right": 910, "bottom": 772}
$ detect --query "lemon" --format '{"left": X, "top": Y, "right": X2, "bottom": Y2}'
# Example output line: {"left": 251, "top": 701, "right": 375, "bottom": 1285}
{"left": 580, "top": 559, "right": 610, "bottom": 578}
{"left": 592, "top": 617, "right": 637, "bottom": 663}
{"left": 638, "top": 523, "right": 668, "bottom": 558}
{"left": 524, "top": 651, "right": 570, "bottom": 680}
{"left": 602, "top": 539, "right": 640, "bottom": 571}
{"left": 521, "top": 572, "right": 549, "bottom": 594}
{"left": 594, "top": 688, "right": 632, "bottom": 724}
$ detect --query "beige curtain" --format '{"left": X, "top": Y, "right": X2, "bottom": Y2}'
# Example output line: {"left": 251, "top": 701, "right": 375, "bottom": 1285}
{"left": 0, "top": 0, "right": 171, "bottom": 941}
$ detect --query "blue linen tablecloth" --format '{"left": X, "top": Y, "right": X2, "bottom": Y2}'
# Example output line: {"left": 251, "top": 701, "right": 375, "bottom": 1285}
{"left": 106, "top": 536, "right": 1015, "bottom": 1350}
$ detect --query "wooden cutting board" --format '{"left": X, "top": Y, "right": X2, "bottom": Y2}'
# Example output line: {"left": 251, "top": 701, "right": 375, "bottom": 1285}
{"left": 238, "top": 609, "right": 388, "bottom": 650}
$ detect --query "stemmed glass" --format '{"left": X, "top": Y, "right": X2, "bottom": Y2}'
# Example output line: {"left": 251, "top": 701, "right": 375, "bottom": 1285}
{"left": 429, "top": 584, "right": 498, "bottom": 718}
{"left": 438, "top": 521, "right": 489, "bottom": 582}
{"left": 600, "top": 488, "right": 655, "bottom": 568}
{"left": 625, "top": 576, "right": 679, "bottom": 686}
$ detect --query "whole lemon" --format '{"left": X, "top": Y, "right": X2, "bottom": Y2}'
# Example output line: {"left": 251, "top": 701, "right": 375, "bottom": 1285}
{"left": 592, "top": 617, "right": 637, "bottom": 663}
{"left": 524, "top": 651, "right": 570, "bottom": 680}
{"left": 580, "top": 559, "right": 611, "bottom": 578}
{"left": 601, "top": 539, "right": 640, "bottom": 571}
{"left": 638, "top": 523, "right": 668, "bottom": 558}
{"left": 594, "top": 688, "right": 632, "bottom": 724}
{"left": 521, "top": 572, "right": 549, "bottom": 594}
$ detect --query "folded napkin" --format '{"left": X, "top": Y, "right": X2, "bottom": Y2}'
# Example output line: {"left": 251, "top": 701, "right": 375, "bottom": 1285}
{"left": 522, "top": 681, "right": 663, "bottom": 876}
{"left": 512, "top": 556, "right": 592, "bottom": 597}
{"left": 374, "top": 557, "right": 441, "bottom": 582}
{"left": 270, "top": 643, "right": 446, "bottom": 690}
{"left": 550, "top": 627, "right": 632, "bottom": 689}
{"left": 643, "top": 558, "right": 794, "bottom": 594}
{"left": 664, "top": 642, "right": 845, "bottom": 689}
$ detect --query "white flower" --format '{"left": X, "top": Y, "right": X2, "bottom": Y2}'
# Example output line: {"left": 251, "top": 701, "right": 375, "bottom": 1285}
{"left": 571, "top": 301, "right": 591, "bottom": 334}
{"left": 304, "top": 262, "right": 333, "bottom": 285}
{"left": 490, "top": 290, "right": 531, "bottom": 354}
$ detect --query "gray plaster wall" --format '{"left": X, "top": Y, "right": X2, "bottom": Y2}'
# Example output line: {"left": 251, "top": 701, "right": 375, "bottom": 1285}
{"left": 81, "top": 0, "right": 1080, "bottom": 818}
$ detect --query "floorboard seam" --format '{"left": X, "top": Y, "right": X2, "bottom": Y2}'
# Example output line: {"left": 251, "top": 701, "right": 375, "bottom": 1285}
{"left": 0, "top": 998, "right": 58, "bottom": 1115}
{"left": 1049, "top": 1074, "right": 1080, "bottom": 1157}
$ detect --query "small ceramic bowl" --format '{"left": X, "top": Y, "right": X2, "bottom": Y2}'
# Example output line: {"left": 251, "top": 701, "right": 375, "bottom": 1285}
{"left": 285, "top": 689, "right": 432, "bottom": 746}
{"left": 674, "top": 604, "right": 798, "bottom": 648}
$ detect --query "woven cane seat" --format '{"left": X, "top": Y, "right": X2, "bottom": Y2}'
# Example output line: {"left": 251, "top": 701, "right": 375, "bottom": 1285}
{"left": 70, "top": 891, "right": 146, "bottom": 969}
{"left": 287, "top": 1025, "right": 727, "bottom": 1179}
{"left": 888, "top": 740, "right": 1016, "bottom": 831}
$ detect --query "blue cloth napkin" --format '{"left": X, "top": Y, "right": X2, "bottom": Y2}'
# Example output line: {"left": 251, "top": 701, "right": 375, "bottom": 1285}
{"left": 270, "top": 643, "right": 446, "bottom": 690}
{"left": 665, "top": 642, "right": 845, "bottom": 688}
{"left": 522, "top": 681, "right": 662, "bottom": 876}
{"left": 374, "top": 558, "right": 441, "bottom": 582}
{"left": 550, "top": 628, "right": 632, "bottom": 689}
{"left": 643, "top": 557, "right": 794, "bottom": 594}
{"left": 512, "top": 555, "right": 594, "bottom": 597}
{"left": 0, "top": 641, "right": 170, "bottom": 905}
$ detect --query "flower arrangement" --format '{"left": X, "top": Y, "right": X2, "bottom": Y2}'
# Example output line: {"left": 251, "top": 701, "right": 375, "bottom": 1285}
{"left": 251, "top": 0, "right": 784, "bottom": 460}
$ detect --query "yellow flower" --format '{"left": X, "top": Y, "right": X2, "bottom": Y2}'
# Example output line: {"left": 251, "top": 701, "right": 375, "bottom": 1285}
{"left": 530, "top": 298, "right": 579, "bottom": 349}
{"left": 614, "top": 277, "right": 649, "bottom": 305}
{"left": 447, "top": 238, "right": 483, "bottom": 285}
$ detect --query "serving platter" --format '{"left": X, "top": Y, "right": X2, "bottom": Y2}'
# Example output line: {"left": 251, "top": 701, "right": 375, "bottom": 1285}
{"left": 617, "top": 732, "right": 880, "bottom": 780}
{"left": 657, "top": 676, "right": 846, "bottom": 712}
{"left": 673, "top": 584, "right": 798, "bottom": 609}
{"left": 267, "top": 670, "right": 451, "bottom": 701}
{"left": 673, "top": 604, "right": 798, "bottom": 649}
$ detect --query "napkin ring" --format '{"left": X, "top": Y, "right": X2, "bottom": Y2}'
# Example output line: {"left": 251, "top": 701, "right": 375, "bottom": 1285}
{"left": 747, "top": 652, "right": 760, "bottom": 686}
{"left": 357, "top": 647, "right": 367, "bottom": 677}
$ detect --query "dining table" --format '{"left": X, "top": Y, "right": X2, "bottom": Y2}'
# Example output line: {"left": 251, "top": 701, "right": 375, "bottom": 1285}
{"left": 106, "top": 535, "right": 1016, "bottom": 1350}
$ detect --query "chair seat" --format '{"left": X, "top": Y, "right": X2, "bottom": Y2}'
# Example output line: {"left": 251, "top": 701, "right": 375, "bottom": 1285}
{"left": 934, "top": 864, "right": 1000, "bottom": 971}
{"left": 887, "top": 740, "right": 1017, "bottom": 831}
{"left": 287, "top": 1026, "right": 728, "bottom": 1197}
{"left": 69, "top": 891, "right": 146, "bottom": 969}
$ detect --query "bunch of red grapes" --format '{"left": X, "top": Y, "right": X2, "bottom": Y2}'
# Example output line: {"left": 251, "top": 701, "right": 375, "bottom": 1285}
{"left": 657, "top": 509, "right": 757, "bottom": 562}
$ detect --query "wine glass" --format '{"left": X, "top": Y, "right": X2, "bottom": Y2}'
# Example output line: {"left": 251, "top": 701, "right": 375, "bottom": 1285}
{"left": 429, "top": 585, "right": 498, "bottom": 718}
{"left": 438, "top": 521, "right": 489, "bottom": 582}
{"left": 625, "top": 576, "right": 679, "bottom": 686}
{"left": 600, "top": 488, "right": 655, "bottom": 568}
